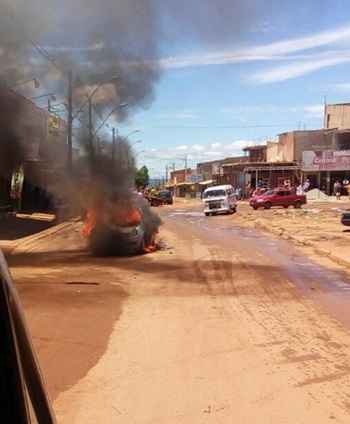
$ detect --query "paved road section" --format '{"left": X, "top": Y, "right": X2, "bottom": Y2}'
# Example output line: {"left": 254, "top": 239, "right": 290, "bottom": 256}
{"left": 49, "top": 207, "right": 350, "bottom": 423}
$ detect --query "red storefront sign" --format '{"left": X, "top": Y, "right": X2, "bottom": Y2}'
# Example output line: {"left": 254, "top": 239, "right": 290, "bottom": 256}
{"left": 302, "top": 150, "right": 350, "bottom": 171}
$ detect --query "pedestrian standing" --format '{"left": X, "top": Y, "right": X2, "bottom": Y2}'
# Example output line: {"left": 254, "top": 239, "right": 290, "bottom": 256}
{"left": 345, "top": 182, "right": 350, "bottom": 198}
{"left": 334, "top": 181, "right": 342, "bottom": 200}
{"left": 303, "top": 179, "right": 311, "bottom": 192}
{"left": 296, "top": 184, "right": 303, "bottom": 195}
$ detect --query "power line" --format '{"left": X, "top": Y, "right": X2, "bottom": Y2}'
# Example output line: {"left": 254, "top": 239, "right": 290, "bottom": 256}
{"left": 6, "top": 6, "right": 65, "bottom": 74}
{"left": 29, "top": 40, "right": 64, "bottom": 74}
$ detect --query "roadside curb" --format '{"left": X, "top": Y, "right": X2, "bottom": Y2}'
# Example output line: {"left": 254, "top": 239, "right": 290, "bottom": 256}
{"left": 254, "top": 220, "right": 350, "bottom": 270}
{"left": 12, "top": 219, "right": 80, "bottom": 254}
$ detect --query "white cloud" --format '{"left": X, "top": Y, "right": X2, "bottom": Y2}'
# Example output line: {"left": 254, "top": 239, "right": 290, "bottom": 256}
{"left": 175, "top": 145, "right": 188, "bottom": 151}
{"left": 159, "top": 24, "right": 350, "bottom": 70}
{"left": 331, "top": 82, "right": 350, "bottom": 92}
{"left": 157, "top": 111, "right": 198, "bottom": 120}
{"left": 251, "top": 55, "right": 350, "bottom": 83}
{"left": 141, "top": 140, "right": 255, "bottom": 164}
{"left": 192, "top": 144, "right": 205, "bottom": 151}
{"left": 304, "top": 104, "right": 324, "bottom": 119}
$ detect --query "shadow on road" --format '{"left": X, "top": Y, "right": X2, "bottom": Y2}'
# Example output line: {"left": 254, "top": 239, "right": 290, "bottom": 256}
{"left": 0, "top": 215, "right": 54, "bottom": 240}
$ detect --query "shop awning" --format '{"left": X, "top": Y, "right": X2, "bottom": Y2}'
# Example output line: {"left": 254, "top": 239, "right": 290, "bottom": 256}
{"left": 176, "top": 182, "right": 193, "bottom": 187}
{"left": 199, "top": 179, "right": 213, "bottom": 185}
{"left": 244, "top": 165, "right": 300, "bottom": 172}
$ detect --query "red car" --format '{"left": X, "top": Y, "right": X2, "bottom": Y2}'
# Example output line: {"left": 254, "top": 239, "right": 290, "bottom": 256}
{"left": 249, "top": 188, "right": 307, "bottom": 210}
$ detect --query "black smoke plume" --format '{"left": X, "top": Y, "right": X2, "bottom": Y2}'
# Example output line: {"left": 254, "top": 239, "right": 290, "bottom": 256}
{"left": 0, "top": 0, "right": 265, "bottom": 253}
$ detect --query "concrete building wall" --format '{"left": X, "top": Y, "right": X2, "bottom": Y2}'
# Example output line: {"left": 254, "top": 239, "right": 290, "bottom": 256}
{"left": 0, "top": 87, "right": 67, "bottom": 164}
{"left": 196, "top": 161, "right": 220, "bottom": 181}
{"left": 325, "top": 104, "right": 350, "bottom": 129}
{"left": 170, "top": 168, "right": 193, "bottom": 184}
{"left": 266, "top": 142, "right": 279, "bottom": 162}
{"left": 197, "top": 156, "right": 247, "bottom": 181}
{"left": 294, "top": 130, "right": 335, "bottom": 162}
{"left": 278, "top": 130, "right": 336, "bottom": 163}
{"left": 277, "top": 132, "right": 295, "bottom": 162}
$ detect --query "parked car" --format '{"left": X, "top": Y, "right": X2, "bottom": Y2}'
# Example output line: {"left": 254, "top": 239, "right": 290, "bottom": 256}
{"left": 341, "top": 211, "right": 350, "bottom": 226}
{"left": 202, "top": 184, "right": 237, "bottom": 216}
{"left": 249, "top": 188, "right": 307, "bottom": 210}
{"left": 158, "top": 190, "right": 173, "bottom": 205}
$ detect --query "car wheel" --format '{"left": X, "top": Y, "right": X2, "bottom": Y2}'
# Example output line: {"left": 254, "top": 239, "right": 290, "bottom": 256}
{"left": 294, "top": 201, "right": 302, "bottom": 209}
{"left": 283, "top": 205, "right": 288, "bottom": 209}
{"left": 205, "top": 212, "right": 210, "bottom": 216}
{"left": 264, "top": 202, "right": 272, "bottom": 209}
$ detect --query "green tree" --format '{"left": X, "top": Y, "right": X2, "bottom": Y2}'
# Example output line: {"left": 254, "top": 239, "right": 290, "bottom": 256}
{"left": 135, "top": 165, "right": 149, "bottom": 189}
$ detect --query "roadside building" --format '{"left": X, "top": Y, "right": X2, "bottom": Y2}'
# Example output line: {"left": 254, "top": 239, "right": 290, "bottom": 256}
{"left": 167, "top": 168, "right": 195, "bottom": 198}
{"left": 241, "top": 143, "right": 299, "bottom": 193}
{"left": 0, "top": 87, "right": 68, "bottom": 211}
{"left": 243, "top": 145, "right": 267, "bottom": 162}
{"left": 324, "top": 103, "right": 350, "bottom": 130}
{"left": 275, "top": 126, "right": 350, "bottom": 194}
{"left": 214, "top": 156, "right": 249, "bottom": 188}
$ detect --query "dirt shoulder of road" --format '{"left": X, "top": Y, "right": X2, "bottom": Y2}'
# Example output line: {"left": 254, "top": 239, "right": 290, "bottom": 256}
{"left": 169, "top": 197, "right": 350, "bottom": 274}
{"left": 3, "top": 217, "right": 183, "bottom": 403}
{"left": 233, "top": 201, "right": 350, "bottom": 270}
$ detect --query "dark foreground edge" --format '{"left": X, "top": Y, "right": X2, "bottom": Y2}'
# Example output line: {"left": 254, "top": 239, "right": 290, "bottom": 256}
{"left": 0, "top": 250, "right": 56, "bottom": 423}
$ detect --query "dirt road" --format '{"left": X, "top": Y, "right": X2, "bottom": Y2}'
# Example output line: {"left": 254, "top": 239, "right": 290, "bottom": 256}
{"left": 7, "top": 205, "right": 350, "bottom": 422}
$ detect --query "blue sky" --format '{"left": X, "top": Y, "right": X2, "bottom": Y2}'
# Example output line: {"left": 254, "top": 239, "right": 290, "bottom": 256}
{"left": 114, "top": 2, "right": 350, "bottom": 177}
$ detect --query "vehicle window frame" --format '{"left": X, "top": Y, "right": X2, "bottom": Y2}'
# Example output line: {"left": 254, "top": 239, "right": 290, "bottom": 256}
{"left": 0, "top": 250, "right": 56, "bottom": 424}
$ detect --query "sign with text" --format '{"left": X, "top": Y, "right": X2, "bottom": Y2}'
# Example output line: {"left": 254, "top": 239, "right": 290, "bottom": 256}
{"left": 302, "top": 150, "right": 350, "bottom": 171}
{"left": 10, "top": 166, "right": 24, "bottom": 200}
{"left": 189, "top": 174, "right": 203, "bottom": 183}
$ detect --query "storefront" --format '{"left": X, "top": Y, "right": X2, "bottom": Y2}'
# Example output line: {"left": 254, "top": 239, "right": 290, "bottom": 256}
{"left": 243, "top": 163, "right": 301, "bottom": 192}
{"left": 302, "top": 150, "right": 350, "bottom": 195}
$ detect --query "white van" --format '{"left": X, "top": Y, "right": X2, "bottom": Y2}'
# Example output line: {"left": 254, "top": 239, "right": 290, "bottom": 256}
{"left": 202, "top": 184, "right": 237, "bottom": 216}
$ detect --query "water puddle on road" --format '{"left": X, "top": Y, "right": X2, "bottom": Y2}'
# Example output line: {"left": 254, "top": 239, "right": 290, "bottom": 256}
{"left": 170, "top": 211, "right": 204, "bottom": 217}
{"left": 167, "top": 209, "right": 350, "bottom": 328}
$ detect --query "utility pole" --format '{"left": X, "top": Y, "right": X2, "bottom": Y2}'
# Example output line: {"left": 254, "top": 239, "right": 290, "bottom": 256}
{"left": 67, "top": 70, "right": 73, "bottom": 173}
{"left": 112, "top": 127, "right": 116, "bottom": 163}
{"left": 165, "top": 165, "right": 169, "bottom": 184}
{"left": 184, "top": 155, "right": 188, "bottom": 181}
{"left": 88, "top": 97, "right": 93, "bottom": 155}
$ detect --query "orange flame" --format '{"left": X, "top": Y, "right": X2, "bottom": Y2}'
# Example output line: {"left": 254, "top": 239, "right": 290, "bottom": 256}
{"left": 82, "top": 208, "right": 98, "bottom": 238}
{"left": 82, "top": 204, "right": 158, "bottom": 254}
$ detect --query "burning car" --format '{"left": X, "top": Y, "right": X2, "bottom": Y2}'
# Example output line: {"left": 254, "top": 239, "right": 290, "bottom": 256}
{"left": 82, "top": 193, "right": 160, "bottom": 256}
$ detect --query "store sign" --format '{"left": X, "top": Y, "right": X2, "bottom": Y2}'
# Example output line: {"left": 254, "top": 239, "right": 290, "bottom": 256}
{"left": 10, "top": 166, "right": 24, "bottom": 200}
{"left": 48, "top": 115, "right": 60, "bottom": 134}
{"left": 189, "top": 174, "right": 203, "bottom": 183}
{"left": 302, "top": 150, "right": 350, "bottom": 171}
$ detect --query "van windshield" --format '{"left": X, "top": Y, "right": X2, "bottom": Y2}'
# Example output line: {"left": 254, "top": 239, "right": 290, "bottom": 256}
{"left": 204, "top": 189, "right": 226, "bottom": 198}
